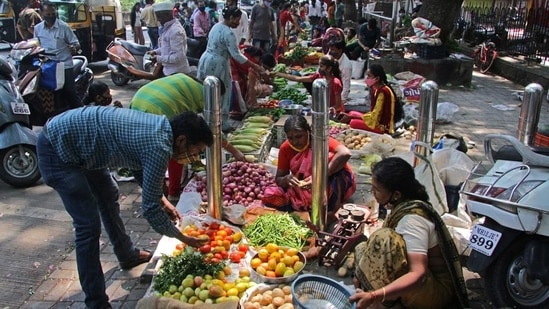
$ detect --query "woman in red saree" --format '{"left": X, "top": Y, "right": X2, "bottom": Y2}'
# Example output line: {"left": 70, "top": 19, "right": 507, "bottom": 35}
{"left": 262, "top": 115, "right": 356, "bottom": 219}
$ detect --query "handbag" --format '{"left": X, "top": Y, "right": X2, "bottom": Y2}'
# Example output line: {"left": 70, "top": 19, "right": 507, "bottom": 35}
{"left": 39, "top": 60, "right": 65, "bottom": 91}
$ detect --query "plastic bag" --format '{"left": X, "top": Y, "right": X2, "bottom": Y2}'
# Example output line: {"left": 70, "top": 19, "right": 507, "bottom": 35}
{"left": 361, "top": 134, "right": 396, "bottom": 156}
{"left": 350, "top": 59, "right": 365, "bottom": 79}
{"left": 436, "top": 102, "right": 459, "bottom": 124}
{"left": 413, "top": 142, "right": 448, "bottom": 215}
{"left": 403, "top": 103, "right": 418, "bottom": 126}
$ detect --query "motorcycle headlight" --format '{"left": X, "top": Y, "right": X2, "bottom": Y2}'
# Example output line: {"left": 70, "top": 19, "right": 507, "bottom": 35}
{"left": 10, "top": 48, "right": 33, "bottom": 62}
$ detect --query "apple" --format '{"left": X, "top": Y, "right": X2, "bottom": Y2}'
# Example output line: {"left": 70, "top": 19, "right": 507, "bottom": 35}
{"left": 194, "top": 276, "right": 203, "bottom": 287}
{"left": 198, "top": 289, "right": 210, "bottom": 301}
{"left": 182, "top": 287, "right": 195, "bottom": 298}
{"left": 182, "top": 277, "right": 194, "bottom": 289}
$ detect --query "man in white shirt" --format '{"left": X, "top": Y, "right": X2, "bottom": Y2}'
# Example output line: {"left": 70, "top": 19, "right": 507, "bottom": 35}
{"left": 219, "top": 0, "right": 249, "bottom": 45}
{"left": 328, "top": 39, "right": 352, "bottom": 103}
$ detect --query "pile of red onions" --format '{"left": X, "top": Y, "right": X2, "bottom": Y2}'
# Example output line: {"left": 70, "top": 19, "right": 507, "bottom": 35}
{"left": 329, "top": 124, "right": 350, "bottom": 138}
{"left": 193, "top": 161, "right": 276, "bottom": 206}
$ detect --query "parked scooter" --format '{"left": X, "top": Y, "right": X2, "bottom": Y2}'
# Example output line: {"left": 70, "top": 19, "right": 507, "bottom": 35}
{"left": 462, "top": 134, "right": 549, "bottom": 308}
{"left": 0, "top": 56, "right": 41, "bottom": 188}
{"left": 106, "top": 37, "right": 206, "bottom": 86}
{"left": 9, "top": 38, "right": 94, "bottom": 126}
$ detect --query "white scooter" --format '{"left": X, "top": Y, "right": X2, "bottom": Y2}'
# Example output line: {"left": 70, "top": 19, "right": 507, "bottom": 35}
{"left": 461, "top": 134, "right": 549, "bottom": 308}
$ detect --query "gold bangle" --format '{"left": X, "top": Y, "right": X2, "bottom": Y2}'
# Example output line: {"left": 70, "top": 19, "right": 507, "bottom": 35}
{"left": 381, "top": 287, "right": 386, "bottom": 303}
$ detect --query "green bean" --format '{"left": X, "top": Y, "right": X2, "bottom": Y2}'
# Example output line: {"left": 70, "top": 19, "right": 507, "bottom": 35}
{"left": 243, "top": 213, "right": 313, "bottom": 250}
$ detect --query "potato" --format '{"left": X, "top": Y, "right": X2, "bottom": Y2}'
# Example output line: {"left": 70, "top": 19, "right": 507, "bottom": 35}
{"left": 272, "top": 296, "right": 285, "bottom": 307}
{"left": 278, "top": 303, "right": 295, "bottom": 309}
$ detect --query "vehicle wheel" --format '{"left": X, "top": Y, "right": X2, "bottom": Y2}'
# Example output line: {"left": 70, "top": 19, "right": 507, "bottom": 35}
{"left": 0, "top": 145, "right": 41, "bottom": 188}
{"left": 479, "top": 51, "right": 496, "bottom": 73}
{"left": 484, "top": 239, "right": 549, "bottom": 308}
{"left": 111, "top": 71, "right": 129, "bottom": 86}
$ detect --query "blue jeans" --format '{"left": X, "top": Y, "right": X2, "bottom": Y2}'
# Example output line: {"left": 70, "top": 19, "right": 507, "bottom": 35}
{"left": 37, "top": 132, "right": 137, "bottom": 309}
{"left": 252, "top": 39, "right": 271, "bottom": 53}
{"left": 148, "top": 26, "right": 159, "bottom": 49}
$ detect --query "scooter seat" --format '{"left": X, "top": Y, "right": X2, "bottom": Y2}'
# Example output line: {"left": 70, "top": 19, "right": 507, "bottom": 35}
{"left": 72, "top": 58, "right": 84, "bottom": 76}
{"left": 119, "top": 40, "right": 149, "bottom": 56}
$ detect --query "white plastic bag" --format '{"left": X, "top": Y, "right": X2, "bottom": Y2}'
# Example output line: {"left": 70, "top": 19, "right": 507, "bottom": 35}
{"left": 413, "top": 142, "right": 448, "bottom": 215}
{"left": 350, "top": 59, "right": 365, "bottom": 79}
{"left": 436, "top": 102, "right": 459, "bottom": 124}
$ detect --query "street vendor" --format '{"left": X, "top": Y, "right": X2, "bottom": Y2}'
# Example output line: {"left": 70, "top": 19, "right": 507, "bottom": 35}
{"left": 271, "top": 54, "right": 344, "bottom": 114}
{"left": 262, "top": 115, "right": 356, "bottom": 222}
{"left": 230, "top": 45, "right": 277, "bottom": 114}
{"left": 350, "top": 157, "right": 469, "bottom": 309}
{"left": 36, "top": 108, "right": 212, "bottom": 309}
{"left": 130, "top": 73, "right": 246, "bottom": 202}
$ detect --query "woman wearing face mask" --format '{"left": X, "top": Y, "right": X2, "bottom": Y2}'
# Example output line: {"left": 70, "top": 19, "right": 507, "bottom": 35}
{"left": 349, "top": 157, "right": 469, "bottom": 309}
{"left": 271, "top": 55, "right": 344, "bottom": 114}
{"left": 261, "top": 115, "right": 356, "bottom": 220}
{"left": 341, "top": 64, "right": 402, "bottom": 134}
{"left": 197, "top": 6, "right": 265, "bottom": 133}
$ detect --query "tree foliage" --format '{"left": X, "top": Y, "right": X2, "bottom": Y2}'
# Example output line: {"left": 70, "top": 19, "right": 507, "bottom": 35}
{"left": 120, "top": 0, "right": 136, "bottom": 12}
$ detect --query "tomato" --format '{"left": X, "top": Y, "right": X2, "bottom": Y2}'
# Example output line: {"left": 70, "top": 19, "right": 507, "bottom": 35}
{"left": 214, "top": 236, "right": 224, "bottom": 241}
{"left": 216, "top": 230, "right": 228, "bottom": 237}
{"left": 222, "top": 240, "right": 231, "bottom": 250}
{"left": 175, "top": 243, "right": 185, "bottom": 250}
{"left": 220, "top": 250, "right": 229, "bottom": 259}
{"left": 214, "top": 253, "right": 223, "bottom": 260}
{"left": 211, "top": 257, "right": 221, "bottom": 264}
{"left": 213, "top": 246, "right": 226, "bottom": 253}
{"left": 232, "top": 232, "right": 243, "bottom": 243}
{"left": 210, "top": 241, "right": 218, "bottom": 247}
{"left": 229, "top": 252, "right": 242, "bottom": 263}
{"left": 199, "top": 245, "right": 211, "bottom": 254}
{"left": 224, "top": 228, "right": 233, "bottom": 236}
{"left": 237, "top": 250, "right": 246, "bottom": 258}
{"left": 238, "top": 244, "right": 249, "bottom": 253}
{"left": 209, "top": 222, "right": 220, "bottom": 230}
{"left": 224, "top": 235, "right": 233, "bottom": 243}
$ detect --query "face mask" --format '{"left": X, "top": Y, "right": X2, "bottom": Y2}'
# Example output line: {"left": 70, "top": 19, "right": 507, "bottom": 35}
{"left": 365, "top": 77, "right": 377, "bottom": 87}
{"left": 44, "top": 16, "right": 56, "bottom": 25}
{"left": 264, "top": 0, "right": 272, "bottom": 7}
{"left": 289, "top": 134, "right": 310, "bottom": 152}
{"left": 318, "top": 69, "right": 327, "bottom": 76}
{"left": 198, "top": 6, "right": 205, "bottom": 11}
{"left": 399, "top": 13, "right": 405, "bottom": 17}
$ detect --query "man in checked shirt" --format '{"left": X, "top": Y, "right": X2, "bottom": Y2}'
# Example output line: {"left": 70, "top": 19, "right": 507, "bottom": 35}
{"left": 36, "top": 107, "right": 212, "bottom": 309}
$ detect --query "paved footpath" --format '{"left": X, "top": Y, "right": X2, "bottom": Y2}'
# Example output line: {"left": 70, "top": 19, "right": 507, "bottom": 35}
{"left": 1, "top": 62, "right": 548, "bottom": 308}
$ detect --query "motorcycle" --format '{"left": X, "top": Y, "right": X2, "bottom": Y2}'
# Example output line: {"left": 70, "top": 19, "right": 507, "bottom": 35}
{"left": 462, "top": 134, "right": 549, "bottom": 308}
{"left": 106, "top": 37, "right": 206, "bottom": 86}
{"left": 9, "top": 38, "right": 94, "bottom": 126}
{"left": 0, "top": 56, "right": 41, "bottom": 187}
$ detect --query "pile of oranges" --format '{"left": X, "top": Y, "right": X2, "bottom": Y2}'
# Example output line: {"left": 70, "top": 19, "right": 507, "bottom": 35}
{"left": 250, "top": 243, "right": 304, "bottom": 278}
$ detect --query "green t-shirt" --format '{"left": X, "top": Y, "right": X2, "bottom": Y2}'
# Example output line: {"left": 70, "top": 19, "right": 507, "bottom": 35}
{"left": 130, "top": 73, "right": 204, "bottom": 118}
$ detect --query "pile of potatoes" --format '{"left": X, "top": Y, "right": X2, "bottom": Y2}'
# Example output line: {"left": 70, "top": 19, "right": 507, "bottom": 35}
{"left": 335, "top": 130, "right": 372, "bottom": 150}
{"left": 241, "top": 284, "right": 294, "bottom": 309}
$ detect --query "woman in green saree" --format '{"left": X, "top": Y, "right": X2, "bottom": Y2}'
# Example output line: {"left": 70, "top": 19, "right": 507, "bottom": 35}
{"left": 350, "top": 157, "right": 469, "bottom": 309}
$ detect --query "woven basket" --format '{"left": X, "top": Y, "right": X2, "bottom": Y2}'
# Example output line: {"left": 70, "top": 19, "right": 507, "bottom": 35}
{"left": 291, "top": 274, "right": 355, "bottom": 309}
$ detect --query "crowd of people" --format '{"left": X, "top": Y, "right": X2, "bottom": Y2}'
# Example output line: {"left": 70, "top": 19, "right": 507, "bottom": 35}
{"left": 13, "top": 0, "right": 457, "bottom": 308}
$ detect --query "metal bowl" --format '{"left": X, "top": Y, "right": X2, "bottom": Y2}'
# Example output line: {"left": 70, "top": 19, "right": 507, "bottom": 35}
{"left": 249, "top": 251, "right": 307, "bottom": 284}
{"left": 279, "top": 99, "right": 294, "bottom": 108}
{"left": 284, "top": 104, "right": 303, "bottom": 116}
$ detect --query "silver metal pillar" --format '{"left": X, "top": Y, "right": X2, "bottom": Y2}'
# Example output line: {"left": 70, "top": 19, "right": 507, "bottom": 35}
{"left": 517, "top": 83, "right": 544, "bottom": 146}
{"left": 414, "top": 80, "right": 439, "bottom": 161}
{"left": 203, "top": 76, "right": 223, "bottom": 220}
{"left": 311, "top": 79, "right": 329, "bottom": 232}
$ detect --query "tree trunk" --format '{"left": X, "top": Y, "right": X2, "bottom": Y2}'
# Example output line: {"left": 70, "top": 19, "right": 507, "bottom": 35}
{"left": 343, "top": 0, "right": 358, "bottom": 22}
{"left": 419, "top": 0, "right": 464, "bottom": 42}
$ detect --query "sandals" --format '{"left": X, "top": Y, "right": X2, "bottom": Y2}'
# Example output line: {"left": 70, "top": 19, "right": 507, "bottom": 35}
{"left": 119, "top": 249, "right": 152, "bottom": 270}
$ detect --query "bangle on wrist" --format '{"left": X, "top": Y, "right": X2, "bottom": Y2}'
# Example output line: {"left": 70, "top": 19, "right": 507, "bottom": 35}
{"left": 381, "top": 287, "right": 386, "bottom": 303}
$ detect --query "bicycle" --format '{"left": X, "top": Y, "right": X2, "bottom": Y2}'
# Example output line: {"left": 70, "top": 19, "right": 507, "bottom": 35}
{"left": 473, "top": 40, "right": 498, "bottom": 73}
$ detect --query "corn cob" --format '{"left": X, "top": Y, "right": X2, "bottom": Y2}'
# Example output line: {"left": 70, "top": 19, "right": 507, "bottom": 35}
{"left": 243, "top": 122, "right": 272, "bottom": 129}
{"left": 245, "top": 116, "right": 273, "bottom": 123}
{"left": 232, "top": 144, "right": 259, "bottom": 153}
{"left": 235, "top": 128, "right": 268, "bottom": 135}
{"left": 229, "top": 139, "right": 262, "bottom": 147}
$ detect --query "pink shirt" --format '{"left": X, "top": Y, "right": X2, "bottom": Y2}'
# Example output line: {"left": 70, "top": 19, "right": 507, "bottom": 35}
{"left": 193, "top": 11, "right": 210, "bottom": 37}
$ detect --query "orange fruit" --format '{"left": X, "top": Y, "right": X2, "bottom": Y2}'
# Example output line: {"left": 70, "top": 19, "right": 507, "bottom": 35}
{"left": 267, "top": 258, "right": 277, "bottom": 271}
{"left": 265, "top": 270, "right": 277, "bottom": 278}
{"left": 250, "top": 258, "right": 262, "bottom": 269}
{"left": 275, "top": 262, "right": 287, "bottom": 277}
{"left": 257, "top": 249, "right": 269, "bottom": 261}
{"left": 266, "top": 243, "right": 279, "bottom": 254}
{"left": 286, "top": 248, "right": 299, "bottom": 256}
{"left": 269, "top": 251, "right": 282, "bottom": 262}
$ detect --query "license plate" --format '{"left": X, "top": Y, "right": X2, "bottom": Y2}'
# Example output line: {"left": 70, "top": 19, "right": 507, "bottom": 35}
{"left": 11, "top": 102, "right": 30, "bottom": 115}
{"left": 469, "top": 224, "right": 502, "bottom": 256}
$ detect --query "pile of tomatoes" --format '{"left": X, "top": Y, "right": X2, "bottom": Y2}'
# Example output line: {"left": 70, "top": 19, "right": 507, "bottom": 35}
{"left": 258, "top": 99, "right": 279, "bottom": 109}
{"left": 181, "top": 221, "right": 249, "bottom": 264}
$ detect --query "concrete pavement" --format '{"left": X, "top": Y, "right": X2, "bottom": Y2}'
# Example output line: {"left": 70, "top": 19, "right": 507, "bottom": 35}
{"left": 0, "top": 58, "right": 548, "bottom": 308}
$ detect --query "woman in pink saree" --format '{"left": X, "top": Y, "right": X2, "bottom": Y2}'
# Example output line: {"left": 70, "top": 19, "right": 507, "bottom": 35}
{"left": 262, "top": 115, "right": 356, "bottom": 218}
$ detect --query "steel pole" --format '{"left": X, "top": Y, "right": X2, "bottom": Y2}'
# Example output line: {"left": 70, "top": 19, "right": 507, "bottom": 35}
{"left": 517, "top": 83, "right": 544, "bottom": 146}
{"left": 311, "top": 79, "right": 329, "bottom": 232}
{"left": 414, "top": 80, "right": 439, "bottom": 162}
{"left": 203, "top": 76, "right": 223, "bottom": 220}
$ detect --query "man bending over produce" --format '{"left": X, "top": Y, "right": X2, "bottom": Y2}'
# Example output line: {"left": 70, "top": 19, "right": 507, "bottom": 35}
{"left": 262, "top": 115, "right": 356, "bottom": 222}
{"left": 37, "top": 107, "right": 212, "bottom": 309}
{"left": 130, "top": 73, "right": 247, "bottom": 202}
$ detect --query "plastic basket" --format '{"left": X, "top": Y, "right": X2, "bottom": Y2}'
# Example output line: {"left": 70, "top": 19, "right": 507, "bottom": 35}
{"left": 291, "top": 274, "right": 356, "bottom": 309}
{"left": 416, "top": 44, "right": 446, "bottom": 59}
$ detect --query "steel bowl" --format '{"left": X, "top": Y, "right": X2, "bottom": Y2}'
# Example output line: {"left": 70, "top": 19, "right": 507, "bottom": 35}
{"left": 284, "top": 104, "right": 303, "bottom": 116}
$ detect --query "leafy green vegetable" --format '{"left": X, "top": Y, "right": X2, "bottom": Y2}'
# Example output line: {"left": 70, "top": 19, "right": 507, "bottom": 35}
{"left": 247, "top": 107, "right": 285, "bottom": 121}
{"left": 273, "top": 63, "right": 288, "bottom": 73}
{"left": 153, "top": 248, "right": 226, "bottom": 294}
{"left": 243, "top": 213, "right": 313, "bottom": 249}
{"left": 270, "top": 87, "right": 308, "bottom": 105}
{"left": 286, "top": 46, "right": 310, "bottom": 62}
